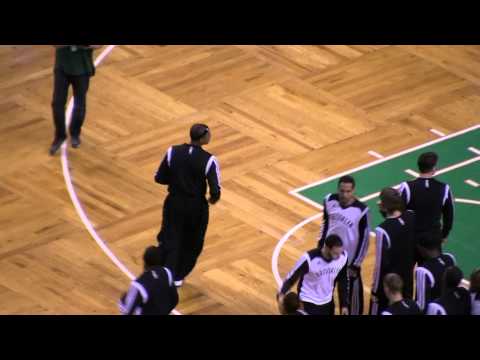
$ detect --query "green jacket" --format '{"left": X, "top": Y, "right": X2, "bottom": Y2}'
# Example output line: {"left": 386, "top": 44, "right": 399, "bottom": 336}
{"left": 55, "top": 46, "right": 95, "bottom": 76}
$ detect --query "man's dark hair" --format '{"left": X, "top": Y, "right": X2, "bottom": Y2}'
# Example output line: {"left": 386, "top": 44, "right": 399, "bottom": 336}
{"left": 470, "top": 268, "right": 480, "bottom": 293}
{"left": 443, "top": 266, "right": 464, "bottom": 292}
{"left": 325, "top": 234, "right": 343, "bottom": 249}
{"left": 380, "top": 187, "right": 405, "bottom": 213}
{"left": 417, "top": 229, "right": 442, "bottom": 250}
{"left": 338, "top": 175, "right": 355, "bottom": 188}
{"left": 190, "top": 123, "right": 209, "bottom": 141}
{"left": 143, "top": 246, "right": 164, "bottom": 268}
{"left": 283, "top": 292, "right": 300, "bottom": 314}
{"left": 417, "top": 152, "right": 438, "bottom": 173}
{"left": 383, "top": 273, "right": 404, "bottom": 294}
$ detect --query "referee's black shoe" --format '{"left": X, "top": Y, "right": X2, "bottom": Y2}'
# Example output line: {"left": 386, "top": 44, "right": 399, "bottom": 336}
{"left": 49, "top": 136, "right": 66, "bottom": 156}
{"left": 71, "top": 136, "right": 81, "bottom": 148}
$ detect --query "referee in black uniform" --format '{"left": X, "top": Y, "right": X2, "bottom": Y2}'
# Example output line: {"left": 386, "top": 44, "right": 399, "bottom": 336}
{"left": 155, "top": 124, "right": 221, "bottom": 287}
{"left": 399, "top": 152, "right": 454, "bottom": 261}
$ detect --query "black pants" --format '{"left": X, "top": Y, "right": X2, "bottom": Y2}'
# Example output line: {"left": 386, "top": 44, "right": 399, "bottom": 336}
{"left": 348, "top": 271, "right": 364, "bottom": 315}
{"left": 52, "top": 68, "right": 90, "bottom": 139}
{"left": 302, "top": 301, "right": 334, "bottom": 315}
{"left": 157, "top": 194, "right": 209, "bottom": 281}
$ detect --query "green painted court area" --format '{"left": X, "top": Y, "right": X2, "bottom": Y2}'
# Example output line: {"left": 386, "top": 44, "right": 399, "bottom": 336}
{"left": 293, "top": 125, "right": 480, "bottom": 276}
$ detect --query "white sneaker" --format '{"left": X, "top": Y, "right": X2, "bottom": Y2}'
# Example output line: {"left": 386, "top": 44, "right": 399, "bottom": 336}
{"left": 174, "top": 280, "right": 184, "bottom": 287}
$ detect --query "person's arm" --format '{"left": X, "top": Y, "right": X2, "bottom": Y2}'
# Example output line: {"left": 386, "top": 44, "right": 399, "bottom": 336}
{"left": 154, "top": 147, "right": 172, "bottom": 185}
{"left": 336, "top": 260, "right": 349, "bottom": 315}
{"left": 206, "top": 155, "right": 221, "bottom": 204}
{"left": 399, "top": 182, "right": 411, "bottom": 207}
{"left": 426, "top": 302, "right": 446, "bottom": 315}
{"left": 463, "top": 288, "right": 472, "bottom": 315}
{"left": 318, "top": 196, "right": 330, "bottom": 248}
{"left": 371, "top": 227, "right": 390, "bottom": 299}
{"left": 415, "top": 267, "right": 433, "bottom": 312}
{"left": 163, "top": 268, "right": 179, "bottom": 313}
{"left": 119, "top": 282, "right": 143, "bottom": 315}
{"left": 352, "top": 208, "right": 371, "bottom": 269}
{"left": 441, "top": 185, "right": 454, "bottom": 241}
{"left": 279, "top": 254, "right": 309, "bottom": 295}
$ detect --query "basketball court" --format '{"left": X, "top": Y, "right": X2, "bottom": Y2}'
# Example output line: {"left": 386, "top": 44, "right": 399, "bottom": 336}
{"left": 1, "top": 45, "right": 479, "bottom": 314}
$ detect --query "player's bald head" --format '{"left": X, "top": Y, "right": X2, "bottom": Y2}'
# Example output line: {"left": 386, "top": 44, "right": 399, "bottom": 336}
{"left": 190, "top": 123, "right": 210, "bottom": 141}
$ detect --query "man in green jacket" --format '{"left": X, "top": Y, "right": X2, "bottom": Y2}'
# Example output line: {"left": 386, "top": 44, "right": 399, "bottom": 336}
{"left": 49, "top": 45, "right": 102, "bottom": 156}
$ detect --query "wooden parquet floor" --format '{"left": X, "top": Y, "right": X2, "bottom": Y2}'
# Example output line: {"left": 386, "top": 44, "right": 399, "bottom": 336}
{"left": 1, "top": 45, "right": 479, "bottom": 314}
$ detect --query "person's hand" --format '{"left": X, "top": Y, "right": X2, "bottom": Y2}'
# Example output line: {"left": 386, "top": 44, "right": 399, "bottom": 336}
{"left": 348, "top": 267, "right": 359, "bottom": 278}
{"left": 276, "top": 293, "right": 286, "bottom": 314}
{"left": 208, "top": 197, "right": 219, "bottom": 205}
{"left": 341, "top": 307, "right": 349, "bottom": 315}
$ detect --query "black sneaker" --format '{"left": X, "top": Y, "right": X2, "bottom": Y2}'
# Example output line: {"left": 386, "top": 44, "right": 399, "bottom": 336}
{"left": 49, "top": 137, "right": 66, "bottom": 156}
{"left": 71, "top": 136, "right": 81, "bottom": 148}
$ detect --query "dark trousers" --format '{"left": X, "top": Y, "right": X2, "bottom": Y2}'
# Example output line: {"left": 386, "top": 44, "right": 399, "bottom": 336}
{"left": 52, "top": 68, "right": 90, "bottom": 139}
{"left": 302, "top": 301, "right": 335, "bottom": 315}
{"left": 157, "top": 194, "right": 209, "bottom": 281}
{"left": 349, "top": 271, "right": 364, "bottom": 315}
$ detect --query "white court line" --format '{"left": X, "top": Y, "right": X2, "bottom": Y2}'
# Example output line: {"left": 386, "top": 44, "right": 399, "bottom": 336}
{"left": 59, "top": 45, "right": 181, "bottom": 315}
{"left": 456, "top": 198, "right": 480, "bottom": 206}
{"left": 295, "top": 155, "right": 480, "bottom": 209}
{"left": 368, "top": 150, "right": 384, "bottom": 159}
{"left": 436, "top": 155, "right": 480, "bottom": 176}
{"left": 430, "top": 128, "right": 446, "bottom": 137}
{"left": 290, "top": 123, "right": 480, "bottom": 194}
{"left": 272, "top": 213, "right": 323, "bottom": 286}
{"left": 465, "top": 179, "right": 480, "bottom": 188}
{"left": 405, "top": 169, "right": 419, "bottom": 177}
{"left": 359, "top": 191, "right": 381, "bottom": 203}
{"left": 469, "top": 147, "right": 480, "bottom": 155}
{"left": 290, "top": 191, "right": 324, "bottom": 210}
{"left": 461, "top": 279, "right": 471, "bottom": 289}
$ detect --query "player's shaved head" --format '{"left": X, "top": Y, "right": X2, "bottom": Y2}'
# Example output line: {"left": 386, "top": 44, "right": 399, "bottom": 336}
{"left": 190, "top": 123, "right": 209, "bottom": 141}
{"left": 418, "top": 152, "right": 438, "bottom": 173}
